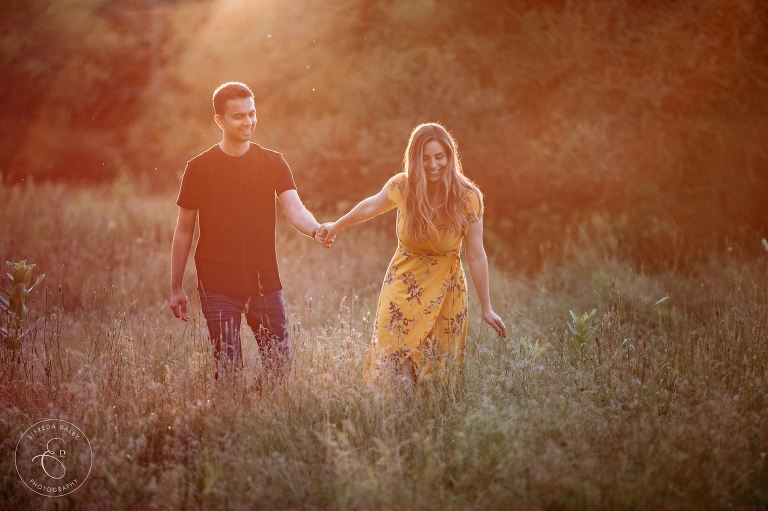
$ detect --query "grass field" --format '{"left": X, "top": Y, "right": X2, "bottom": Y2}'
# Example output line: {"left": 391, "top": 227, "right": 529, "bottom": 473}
{"left": 1, "top": 181, "right": 767, "bottom": 510}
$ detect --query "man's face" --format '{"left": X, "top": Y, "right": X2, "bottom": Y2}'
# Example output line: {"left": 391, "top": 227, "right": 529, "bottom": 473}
{"left": 216, "top": 96, "right": 257, "bottom": 142}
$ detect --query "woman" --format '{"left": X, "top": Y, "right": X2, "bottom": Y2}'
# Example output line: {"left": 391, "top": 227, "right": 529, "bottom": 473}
{"left": 322, "top": 123, "right": 506, "bottom": 384}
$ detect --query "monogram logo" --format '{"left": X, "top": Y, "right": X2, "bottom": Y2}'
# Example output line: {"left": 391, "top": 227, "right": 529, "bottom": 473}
{"left": 15, "top": 419, "right": 93, "bottom": 497}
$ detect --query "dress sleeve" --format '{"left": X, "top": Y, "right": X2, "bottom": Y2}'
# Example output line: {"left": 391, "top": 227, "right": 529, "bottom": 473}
{"left": 176, "top": 161, "right": 200, "bottom": 209}
{"left": 385, "top": 172, "right": 407, "bottom": 208}
{"left": 274, "top": 154, "right": 297, "bottom": 195}
{"left": 465, "top": 188, "right": 483, "bottom": 224}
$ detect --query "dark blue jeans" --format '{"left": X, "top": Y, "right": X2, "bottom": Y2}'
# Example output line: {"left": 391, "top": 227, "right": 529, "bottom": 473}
{"left": 199, "top": 289, "right": 290, "bottom": 382}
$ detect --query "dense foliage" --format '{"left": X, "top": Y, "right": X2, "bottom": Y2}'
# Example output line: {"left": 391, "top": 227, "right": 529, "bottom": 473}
{"left": 2, "top": 0, "right": 767, "bottom": 267}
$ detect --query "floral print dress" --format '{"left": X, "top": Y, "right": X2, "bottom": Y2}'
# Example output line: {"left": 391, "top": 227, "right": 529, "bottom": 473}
{"left": 363, "top": 173, "right": 481, "bottom": 381}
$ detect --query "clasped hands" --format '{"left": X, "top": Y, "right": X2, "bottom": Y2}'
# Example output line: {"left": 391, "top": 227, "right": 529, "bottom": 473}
{"left": 312, "top": 222, "right": 339, "bottom": 248}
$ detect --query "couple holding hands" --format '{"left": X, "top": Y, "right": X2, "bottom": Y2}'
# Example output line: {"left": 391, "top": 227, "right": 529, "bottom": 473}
{"left": 170, "top": 82, "right": 505, "bottom": 391}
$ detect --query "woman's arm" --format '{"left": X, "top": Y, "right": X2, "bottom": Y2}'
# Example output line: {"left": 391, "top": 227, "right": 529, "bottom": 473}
{"left": 464, "top": 218, "right": 507, "bottom": 338}
{"left": 323, "top": 182, "right": 396, "bottom": 238}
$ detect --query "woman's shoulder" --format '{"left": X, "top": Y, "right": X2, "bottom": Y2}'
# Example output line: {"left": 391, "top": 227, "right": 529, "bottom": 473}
{"left": 385, "top": 172, "right": 407, "bottom": 205}
{"left": 387, "top": 172, "right": 407, "bottom": 189}
{"left": 460, "top": 183, "right": 482, "bottom": 202}
{"left": 460, "top": 183, "right": 483, "bottom": 221}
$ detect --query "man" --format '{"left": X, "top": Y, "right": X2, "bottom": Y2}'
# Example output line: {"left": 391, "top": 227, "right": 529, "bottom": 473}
{"left": 170, "top": 82, "right": 330, "bottom": 384}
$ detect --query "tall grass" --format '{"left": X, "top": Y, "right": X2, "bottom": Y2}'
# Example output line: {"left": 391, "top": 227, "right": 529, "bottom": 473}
{"left": 1, "top": 181, "right": 766, "bottom": 510}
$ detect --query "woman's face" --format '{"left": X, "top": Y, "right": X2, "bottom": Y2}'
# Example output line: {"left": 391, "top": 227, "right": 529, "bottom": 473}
{"left": 422, "top": 140, "right": 448, "bottom": 183}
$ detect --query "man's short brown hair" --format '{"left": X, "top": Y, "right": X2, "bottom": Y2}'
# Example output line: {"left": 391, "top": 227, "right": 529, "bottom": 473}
{"left": 212, "top": 82, "right": 254, "bottom": 115}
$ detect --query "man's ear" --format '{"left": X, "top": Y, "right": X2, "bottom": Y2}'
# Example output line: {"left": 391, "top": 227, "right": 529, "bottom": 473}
{"left": 214, "top": 114, "right": 224, "bottom": 130}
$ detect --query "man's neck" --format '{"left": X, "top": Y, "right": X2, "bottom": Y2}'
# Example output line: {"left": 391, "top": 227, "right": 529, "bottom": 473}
{"left": 218, "top": 138, "right": 251, "bottom": 157}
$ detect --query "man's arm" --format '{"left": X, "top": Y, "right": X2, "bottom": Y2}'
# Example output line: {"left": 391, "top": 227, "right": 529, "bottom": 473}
{"left": 277, "top": 189, "right": 326, "bottom": 245}
{"left": 170, "top": 207, "right": 197, "bottom": 321}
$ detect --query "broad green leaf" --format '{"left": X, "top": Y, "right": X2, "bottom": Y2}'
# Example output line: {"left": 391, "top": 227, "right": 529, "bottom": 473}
{"left": 9, "top": 287, "right": 25, "bottom": 316}
{"left": 22, "top": 263, "right": 36, "bottom": 287}
{"left": 27, "top": 274, "right": 45, "bottom": 293}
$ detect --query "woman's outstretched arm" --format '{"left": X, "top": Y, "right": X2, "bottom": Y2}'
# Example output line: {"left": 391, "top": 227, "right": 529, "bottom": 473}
{"left": 323, "top": 181, "right": 396, "bottom": 239}
{"left": 464, "top": 218, "right": 507, "bottom": 338}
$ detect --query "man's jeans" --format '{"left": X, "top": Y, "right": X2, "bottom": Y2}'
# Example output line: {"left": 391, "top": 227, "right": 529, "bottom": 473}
{"left": 199, "top": 289, "right": 290, "bottom": 382}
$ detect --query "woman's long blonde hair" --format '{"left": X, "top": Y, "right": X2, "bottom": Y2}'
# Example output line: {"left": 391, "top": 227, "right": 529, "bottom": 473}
{"left": 402, "top": 123, "right": 483, "bottom": 240}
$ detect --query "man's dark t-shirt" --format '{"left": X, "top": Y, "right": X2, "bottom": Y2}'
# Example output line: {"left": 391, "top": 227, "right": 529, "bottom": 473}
{"left": 176, "top": 143, "right": 296, "bottom": 296}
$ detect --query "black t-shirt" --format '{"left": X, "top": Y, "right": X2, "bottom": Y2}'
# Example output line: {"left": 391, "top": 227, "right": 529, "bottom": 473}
{"left": 176, "top": 142, "right": 296, "bottom": 295}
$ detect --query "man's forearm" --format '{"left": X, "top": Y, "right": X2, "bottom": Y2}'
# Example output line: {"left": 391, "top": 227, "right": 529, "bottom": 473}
{"left": 288, "top": 205, "right": 320, "bottom": 237}
{"left": 171, "top": 230, "right": 194, "bottom": 290}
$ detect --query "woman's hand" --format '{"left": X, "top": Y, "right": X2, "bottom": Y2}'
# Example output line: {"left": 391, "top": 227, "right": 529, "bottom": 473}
{"left": 313, "top": 224, "right": 333, "bottom": 248}
{"left": 323, "top": 221, "right": 340, "bottom": 240}
{"left": 482, "top": 309, "right": 507, "bottom": 338}
{"left": 314, "top": 220, "right": 343, "bottom": 248}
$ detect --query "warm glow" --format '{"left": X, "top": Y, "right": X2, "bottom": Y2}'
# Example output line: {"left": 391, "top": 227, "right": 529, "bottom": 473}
{"left": 1, "top": 1, "right": 767, "bottom": 508}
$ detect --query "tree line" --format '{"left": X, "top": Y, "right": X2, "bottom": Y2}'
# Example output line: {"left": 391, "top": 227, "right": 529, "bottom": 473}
{"left": 2, "top": 0, "right": 766, "bottom": 268}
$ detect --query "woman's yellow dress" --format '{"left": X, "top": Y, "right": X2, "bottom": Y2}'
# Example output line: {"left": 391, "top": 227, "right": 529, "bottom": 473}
{"left": 363, "top": 173, "right": 481, "bottom": 381}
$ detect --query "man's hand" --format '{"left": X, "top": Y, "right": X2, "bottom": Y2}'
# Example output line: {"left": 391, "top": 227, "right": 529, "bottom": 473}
{"left": 314, "top": 223, "right": 335, "bottom": 248}
{"left": 321, "top": 222, "right": 340, "bottom": 243}
{"left": 170, "top": 288, "right": 189, "bottom": 321}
